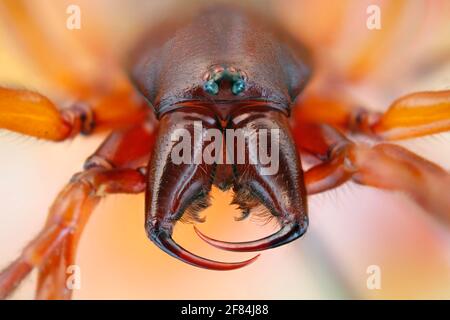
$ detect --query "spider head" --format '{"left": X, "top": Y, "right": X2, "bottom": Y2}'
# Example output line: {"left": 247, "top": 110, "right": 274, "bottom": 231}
{"left": 144, "top": 106, "right": 308, "bottom": 270}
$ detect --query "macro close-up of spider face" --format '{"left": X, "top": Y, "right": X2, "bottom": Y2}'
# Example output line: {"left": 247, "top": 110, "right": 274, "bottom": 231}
{"left": 0, "top": 0, "right": 449, "bottom": 301}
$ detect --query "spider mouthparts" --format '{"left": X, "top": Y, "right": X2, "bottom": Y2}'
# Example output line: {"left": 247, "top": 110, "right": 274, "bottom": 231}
{"left": 148, "top": 227, "right": 259, "bottom": 270}
{"left": 194, "top": 218, "right": 308, "bottom": 252}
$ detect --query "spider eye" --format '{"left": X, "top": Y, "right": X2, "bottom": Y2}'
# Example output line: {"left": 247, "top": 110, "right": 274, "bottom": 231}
{"left": 203, "top": 80, "right": 219, "bottom": 95}
{"left": 202, "top": 66, "right": 247, "bottom": 96}
{"left": 232, "top": 79, "right": 246, "bottom": 95}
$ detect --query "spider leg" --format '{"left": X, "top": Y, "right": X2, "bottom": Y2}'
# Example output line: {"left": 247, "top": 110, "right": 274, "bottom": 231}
{"left": 0, "top": 0, "right": 119, "bottom": 94}
{"left": 295, "top": 89, "right": 450, "bottom": 140}
{"left": 0, "top": 1, "right": 148, "bottom": 140}
{"left": 0, "top": 0, "right": 84, "bottom": 92}
{"left": 0, "top": 121, "right": 155, "bottom": 299}
{"left": 0, "top": 86, "right": 148, "bottom": 141}
{"left": 294, "top": 123, "right": 450, "bottom": 225}
{"left": 368, "top": 90, "right": 450, "bottom": 140}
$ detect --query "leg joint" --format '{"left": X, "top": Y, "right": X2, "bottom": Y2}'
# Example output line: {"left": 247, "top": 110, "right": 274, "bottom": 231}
{"left": 61, "top": 102, "right": 95, "bottom": 136}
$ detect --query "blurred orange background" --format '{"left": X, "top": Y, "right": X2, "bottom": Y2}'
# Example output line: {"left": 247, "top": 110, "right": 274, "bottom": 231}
{"left": 0, "top": 0, "right": 449, "bottom": 299}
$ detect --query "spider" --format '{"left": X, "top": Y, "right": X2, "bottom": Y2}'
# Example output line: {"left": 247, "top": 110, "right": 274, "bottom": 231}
{"left": 0, "top": 1, "right": 449, "bottom": 299}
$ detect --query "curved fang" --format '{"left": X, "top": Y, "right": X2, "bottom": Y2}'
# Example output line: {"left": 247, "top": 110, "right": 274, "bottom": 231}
{"left": 194, "top": 219, "right": 308, "bottom": 252}
{"left": 149, "top": 229, "right": 260, "bottom": 270}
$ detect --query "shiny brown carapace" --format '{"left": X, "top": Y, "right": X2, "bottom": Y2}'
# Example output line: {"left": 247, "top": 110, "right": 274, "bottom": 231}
{"left": 0, "top": 2, "right": 449, "bottom": 299}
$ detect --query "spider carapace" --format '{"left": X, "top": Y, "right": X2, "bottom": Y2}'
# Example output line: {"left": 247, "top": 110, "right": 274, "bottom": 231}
{"left": 0, "top": 4, "right": 449, "bottom": 299}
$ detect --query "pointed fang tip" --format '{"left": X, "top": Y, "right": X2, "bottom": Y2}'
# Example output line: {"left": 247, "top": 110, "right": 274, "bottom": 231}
{"left": 194, "top": 221, "right": 307, "bottom": 252}
{"left": 151, "top": 229, "right": 259, "bottom": 271}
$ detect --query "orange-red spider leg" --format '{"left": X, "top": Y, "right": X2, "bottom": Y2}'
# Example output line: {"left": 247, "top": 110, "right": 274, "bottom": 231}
{"left": 0, "top": 0, "right": 118, "bottom": 94}
{"left": 294, "top": 124, "right": 450, "bottom": 225}
{"left": 295, "top": 90, "right": 450, "bottom": 140}
{"left": 368, "top": 90, "right": 450, "bottom": 140}
{"left": 0, "top": 168, "right": 144, "bottom": 300}
{"left": 0, "top": 122, "right": 156, "bottom": 299}
{"left": 0, "top": 0, "right": 148, "bottom": 139}
{"left": 0, "top": 87, "right": 148, "bottom": 141}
